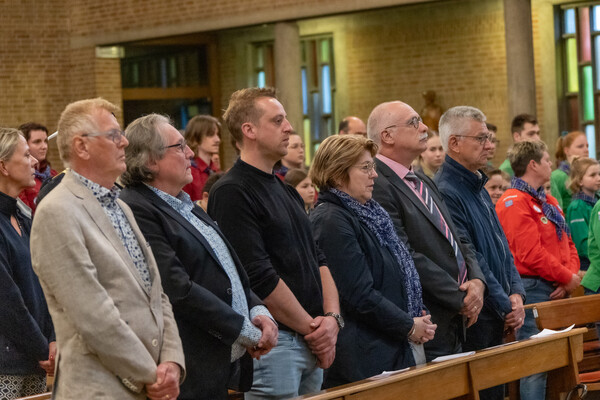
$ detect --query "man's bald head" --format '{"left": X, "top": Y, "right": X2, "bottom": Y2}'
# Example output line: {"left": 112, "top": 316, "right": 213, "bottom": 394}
{"left": 338, "top": 116, "right": 367, "bottom": 137}
{"left": 367, "top": 101, "right": 413, "bottom": 145}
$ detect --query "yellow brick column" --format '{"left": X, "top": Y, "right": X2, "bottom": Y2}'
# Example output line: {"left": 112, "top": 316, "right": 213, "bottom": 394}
{"left": 274, "top": 21, "right": 303, "bottom": 138}
{"left": 504, "top": 0, "right": 537, "bottom": 117}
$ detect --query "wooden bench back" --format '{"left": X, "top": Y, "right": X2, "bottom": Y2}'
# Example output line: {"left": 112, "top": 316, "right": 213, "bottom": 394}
{"left": 532, "top": 293, "right": 600, "bottom": 330}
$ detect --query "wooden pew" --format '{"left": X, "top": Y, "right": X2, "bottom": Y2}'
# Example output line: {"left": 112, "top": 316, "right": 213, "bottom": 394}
{"left": 531, "top": 293, "right": 600, "bottom": 332}
{"left": 530, "top": 293, "right": 600, "bottom": 387}
{"left": 293, "top": 327, "right": 585, "bottom": 400}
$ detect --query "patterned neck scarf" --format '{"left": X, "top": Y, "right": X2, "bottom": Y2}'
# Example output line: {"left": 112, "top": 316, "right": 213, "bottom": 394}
{"left": 34, "top": 165, "right": 52, "bottom": 182}
{"left": 572, "top": 191, "right": 599, "bottom": 207}
{"left": 558, "top": 160, "right": 570, "bottom": 174}
{"left": 511, "top": 177, "right": 570, "bottom": 240}
{"left": 330, "top": 188, "right": 423, "bottom": 317}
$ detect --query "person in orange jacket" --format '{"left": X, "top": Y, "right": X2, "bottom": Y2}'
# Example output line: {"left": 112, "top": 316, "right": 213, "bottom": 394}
{"left": 496, "top": 140, "right": 580, "bottom": 400}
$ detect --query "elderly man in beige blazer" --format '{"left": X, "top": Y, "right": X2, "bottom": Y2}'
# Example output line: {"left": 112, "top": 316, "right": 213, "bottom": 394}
{"left": 30, "top": 98, "right": 185, "bottom": 400}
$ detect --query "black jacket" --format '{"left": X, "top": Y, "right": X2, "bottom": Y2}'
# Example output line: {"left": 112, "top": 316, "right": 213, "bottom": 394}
{"left": 0, "top": 191, "right": 54, "bottom": 375}
{"left": 120, "top": 184, "right": 263, "bottom": 400}
{"left": 310, "top": 191, "right": 415, "bottom": 387}
{"left": 372, "top": 159, "right": 486, "bottom": 360}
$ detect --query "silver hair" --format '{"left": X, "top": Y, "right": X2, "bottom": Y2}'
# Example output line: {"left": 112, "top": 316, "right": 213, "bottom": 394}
{"left": 439, "top": 106, "right": 486, "bottom": 151}
{"left": 57, "top": 98, "right": 119, "bottom": 165}
{"left": 121, "top": 114, "right": 171, "bottom": 186}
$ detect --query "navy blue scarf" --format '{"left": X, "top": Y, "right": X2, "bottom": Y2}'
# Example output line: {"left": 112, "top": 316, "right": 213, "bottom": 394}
{"left": 558, "top": 160, "right": 570, "bottom": 174}
{"left": 330, "top": 188, "right": 423, "bottom": 317}
{"left": 511, "top": 177, "right": 570, "bottom": 240}
{"left": 34, "top": 165, "right": 52, "bottom": 182}
{"left": 572, "top": 191, "right": 599, "bottom": 207}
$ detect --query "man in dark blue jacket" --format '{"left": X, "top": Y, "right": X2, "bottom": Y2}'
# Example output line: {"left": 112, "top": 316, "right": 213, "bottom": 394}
{"left": 435, "top": 106, "right": 525, "bottom": 400}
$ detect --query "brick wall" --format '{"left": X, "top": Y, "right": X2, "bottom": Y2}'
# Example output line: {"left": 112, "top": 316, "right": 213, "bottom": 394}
{"left": 341, "top": 0, "right": 510, "bottom": 167}
{"left": 0, "top": 2, "right": 123, "bottom": 170}
{"left": 67, "top": 0, "right": 434, "bottom": 46}
{"left": 218, "top": 0, "right": 512, "bottom": 167}
{"left": 0, "top": 0, "right": 70, "bottom": 169}
{"left": 1, "top": 0, "right": 555, "bottom": 170}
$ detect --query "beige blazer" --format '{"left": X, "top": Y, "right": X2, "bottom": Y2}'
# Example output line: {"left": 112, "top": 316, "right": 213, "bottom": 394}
{"left": 31, "top": 171, "right": 185, "bottom": 399}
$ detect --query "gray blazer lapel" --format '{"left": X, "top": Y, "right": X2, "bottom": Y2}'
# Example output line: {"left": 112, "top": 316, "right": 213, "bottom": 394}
{"left": 64, "top": 172, "right": 152, "bottom": 296}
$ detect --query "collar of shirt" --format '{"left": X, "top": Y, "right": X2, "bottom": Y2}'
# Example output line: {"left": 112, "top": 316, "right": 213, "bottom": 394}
{"left": 443, "top": 154, "right": 488, "bottom": 193}
{"left": 71, "top": 169, "right": 121, "bottom": 208}
{"left": 146, "top": 184, "right": 194, "bottom": 214}
{"left": 376, "top": 153, "right": 425, "bottom": 202}
{"left": 376, "top": 153, "right": 412, "bottom": 179}
{"left": 273, "top": 164, "right": 289, "bottom": 177}
{"left": 192, "top": 156, "right": 217, "bottom": 174}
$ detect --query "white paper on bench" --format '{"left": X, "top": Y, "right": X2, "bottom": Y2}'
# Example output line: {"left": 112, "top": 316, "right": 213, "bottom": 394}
{"left": 530, "top": 324, "right": 575, "bottom": 339}
{"left": 431, "top": 351, "right": 476, "bottom": 363}
{"left": 368, "top": 367, "right": 410, "bottom": 380}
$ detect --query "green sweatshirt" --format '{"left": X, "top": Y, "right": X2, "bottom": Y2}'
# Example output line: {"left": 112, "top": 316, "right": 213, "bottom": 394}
{"left": 550, "top": 169, "right": 572, "bottom": 210}
{"left": 499, "top": 158, "right": 514, "bottom": 178}
{"left": 582, "top": 201, "right": 600, "bottom": 291}
{"left": 566, "top": 198, "right": 593, "bottom": 265}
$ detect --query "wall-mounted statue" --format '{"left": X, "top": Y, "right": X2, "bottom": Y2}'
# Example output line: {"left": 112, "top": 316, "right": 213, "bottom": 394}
{"left": 420, "top": 90, "right": 444, "bottom": 132}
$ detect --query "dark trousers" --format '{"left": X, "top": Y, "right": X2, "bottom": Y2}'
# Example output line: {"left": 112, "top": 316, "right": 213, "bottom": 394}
{"left": 463, "top": 307, "right": 505, "bottom": 400}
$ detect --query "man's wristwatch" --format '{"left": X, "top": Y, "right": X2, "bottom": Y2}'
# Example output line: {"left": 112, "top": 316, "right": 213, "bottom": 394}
{"left": 324, "top": 312, "right": 344, "bottom": 330}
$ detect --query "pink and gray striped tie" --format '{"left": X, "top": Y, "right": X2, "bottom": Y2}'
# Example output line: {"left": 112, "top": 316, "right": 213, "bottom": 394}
{"left": 405, "top": 171, "right": 468, "bottom": 285}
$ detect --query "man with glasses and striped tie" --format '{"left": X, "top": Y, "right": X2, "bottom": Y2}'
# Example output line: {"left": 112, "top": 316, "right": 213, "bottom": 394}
{"left": 368, "top": 101, "right": 486, "bottom": 363}
{"left": 435, "top": 106, "right": 525, "bottom": 400}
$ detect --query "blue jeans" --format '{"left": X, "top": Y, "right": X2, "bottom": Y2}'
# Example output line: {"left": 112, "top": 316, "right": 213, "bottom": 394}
{"left": 517, "top": 278, "right": 555, "bottom": 400}
{"left": 245, "top": 330, "right": 323, "bottom": 399}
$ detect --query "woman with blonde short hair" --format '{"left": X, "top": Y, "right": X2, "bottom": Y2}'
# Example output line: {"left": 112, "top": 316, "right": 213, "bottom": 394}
{"left": 309, "top": 134, "right": 436, "bottom": 388}
{"left": 0, "top": 128, "right": 55, "bottom": 399}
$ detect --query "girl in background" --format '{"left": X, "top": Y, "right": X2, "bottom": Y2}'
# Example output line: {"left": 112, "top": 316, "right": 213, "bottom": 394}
{"left": 566, "top": 157, "right": 600, "bottom": 270}
{"left": 285, "top": 168, "right": 316, "bottom": 214}
{"left": 183, "top": 115, "right": 222, "bottom": 201}
{"left": 551, "top": 131, "right": 589, "bottom": 209}
{"left": 415, "top": 131, "right": 444, "bottom": 179}
{"left": 484, "top": 169, "right": 510, "bottom": 205}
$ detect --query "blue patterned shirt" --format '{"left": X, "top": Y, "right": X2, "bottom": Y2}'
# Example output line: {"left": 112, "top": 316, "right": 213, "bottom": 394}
{"left": 148, "top": 185, "right": 271, "bottom": 361}
{"left": 71, "top": 170, "right": 152, "bottom": 292}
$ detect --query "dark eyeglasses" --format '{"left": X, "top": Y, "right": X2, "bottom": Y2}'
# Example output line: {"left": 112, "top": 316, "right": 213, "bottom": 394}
{"left": 454, "top": 133, "right": 493, "bottom": 146}
{"left": 163, "top": 140, "right": 187, "bottom": 153}
{"left": 384, "top": 116, "right": 424, "bottom": 132}
{"left": 81, "top": 129, "right": 125, "bottom": 144}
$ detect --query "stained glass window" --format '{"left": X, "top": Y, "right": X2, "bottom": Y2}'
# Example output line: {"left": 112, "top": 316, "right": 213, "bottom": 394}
{"left": 252, "top": 35, "right": 335, "bottom": 163}
{"left": 566, "top": 38, "right": 579, "bottom": 93}
{"left": 580, "top": 8, "right": 592, "bottom": 63}
{"left": 594, "top": 6, "right": 600, "bottom": 31}
{"left": 586, "top": 124, "right": 596, "bottom": 157}
{"left": 583, "top": 65, "right": 594, "bottom": 121}
{"left": 560, "top": 6, "right": 600, "bottom": 158}
{"left": 565, "top": 9, "right": 576, "bottom": 34}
